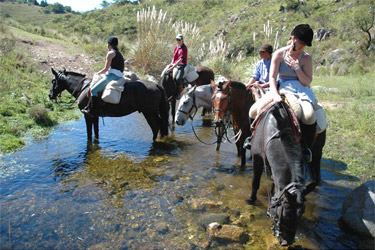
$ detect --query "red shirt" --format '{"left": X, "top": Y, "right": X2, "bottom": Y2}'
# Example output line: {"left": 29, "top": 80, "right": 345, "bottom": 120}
{"left": 173, "top": 44, "right": 188, "bottom": 65}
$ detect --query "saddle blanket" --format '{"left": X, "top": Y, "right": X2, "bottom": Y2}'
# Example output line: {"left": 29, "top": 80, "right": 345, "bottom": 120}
{"left": 249, "top": 90, "right": 328, "bottom": 133}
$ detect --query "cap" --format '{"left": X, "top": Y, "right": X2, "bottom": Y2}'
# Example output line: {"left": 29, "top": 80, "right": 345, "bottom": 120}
{"left": 176, "top": 34, "right": 183, "bottom": 40}
{"left": 259, "top": 43, "right": 273, "bottom": 54}
{"left": 291, "top": 24, "right": 313, "bottom": 47}
{"left": 107, "top": 36, "right": 118, "bottom": 47}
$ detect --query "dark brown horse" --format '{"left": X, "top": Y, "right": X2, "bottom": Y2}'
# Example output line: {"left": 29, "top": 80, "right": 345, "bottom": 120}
{"left": 212, "top": 79, "right": 255, "bottom": 168}
{"left": 160, "top": 66, "right": 214, "bottom": 124}
{"left": 49, "top": 68, "right": 169, "bottom": 141}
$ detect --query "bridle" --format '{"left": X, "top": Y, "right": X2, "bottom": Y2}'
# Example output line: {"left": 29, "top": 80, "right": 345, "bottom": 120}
{"left": 212, "top": 85, "right": 242, "bottom": 144}
{"left": 177, "top": 85, "right": 198, "bottom": 121}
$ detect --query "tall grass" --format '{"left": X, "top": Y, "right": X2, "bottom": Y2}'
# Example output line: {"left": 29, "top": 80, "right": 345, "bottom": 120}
{"left": 131, "top": 6, "right": 233, "bottom": 77}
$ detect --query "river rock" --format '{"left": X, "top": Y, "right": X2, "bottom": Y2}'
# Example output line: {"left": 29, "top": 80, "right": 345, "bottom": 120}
{"left": 341, "top": 180, "right": 375, "bottom": 238}
{"left": 198, "top": 213, "right": 230, "bottom": 228}
{"left": 190, "top": 198, "right": 223, "bottom": 211}
{"left": 208, "top": 224, "right": 249, "bottom": 243}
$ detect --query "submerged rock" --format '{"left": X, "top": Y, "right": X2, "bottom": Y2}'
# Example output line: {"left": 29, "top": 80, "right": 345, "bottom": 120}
{"left": 341, "top": 180, "right": 375, "bottom": 238}
{"left": 190, "top": 198, "right": 223, "bottom": 211}
{"left": 198, "top": 213, "right": 230, "bottom": 228}
{"left": 208, "top": 224, "right": 249, "bottom": 244}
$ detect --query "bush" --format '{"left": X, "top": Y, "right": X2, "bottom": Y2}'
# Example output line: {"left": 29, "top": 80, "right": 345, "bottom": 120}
{"left": 29, "top": 105, "right": 55, "bottom": 126}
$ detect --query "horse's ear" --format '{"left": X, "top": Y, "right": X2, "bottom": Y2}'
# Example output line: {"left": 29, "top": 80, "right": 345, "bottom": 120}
{"left": 223, "top": 78, "right": 232, "bottom": 89}
{"left": 227, "top": 78, "right": 232, "bottom": 86}
{"left": 302, "top": 182, "right": 317, "bottom": 197}
{"left": 51, "top": 67, "right": 58, "bottom": 76}
{"left": 62, "top": 68, "right": 66, "bottom": 74}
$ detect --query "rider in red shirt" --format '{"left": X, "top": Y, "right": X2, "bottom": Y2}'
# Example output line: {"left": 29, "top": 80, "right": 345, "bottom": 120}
{"left": 170, "top": 34, "right": 188, "bottom": 97}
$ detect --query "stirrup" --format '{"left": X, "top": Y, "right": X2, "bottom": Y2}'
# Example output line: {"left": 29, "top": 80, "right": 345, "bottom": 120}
{"left": 243, "top": 136, "right": 252, "bottom": 150}
{"left": 303, "top": 148, "right": 312, "bottom": 162}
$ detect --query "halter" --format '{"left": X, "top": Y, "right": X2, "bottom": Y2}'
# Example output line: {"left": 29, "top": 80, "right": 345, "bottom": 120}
{"left": 177, "top": 86, "right": 198, "bottom": 121}
{"left": 213, "top": 86, "right": 242, "bottom": 144}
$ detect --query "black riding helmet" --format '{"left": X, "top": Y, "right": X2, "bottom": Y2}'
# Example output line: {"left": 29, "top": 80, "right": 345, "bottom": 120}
{"left": 291, "top": 24, "right": 313, "bottom": 47}
{"left": 107, "top": 36, "right": 118, "bottom": 47}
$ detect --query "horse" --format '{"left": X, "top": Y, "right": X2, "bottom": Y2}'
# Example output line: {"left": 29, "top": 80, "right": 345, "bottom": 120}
{"left": 49, "top": 68, "right": 169, "bottom": 141}
{"left": 160, "top": 66, "right": 214, "bottom": 124}
{"left": 175, "top": 84, "right": 215, "bottom": 126}
{"left": 249, "top": 100, "right": 319, "bottom": 246}
{"left": 212, "top": 79, "right": 255, "bottom": 168}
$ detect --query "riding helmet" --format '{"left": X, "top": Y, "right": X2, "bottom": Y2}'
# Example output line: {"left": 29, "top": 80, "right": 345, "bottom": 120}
{"left": 291, "top": 24, "right": 313, "bottom": 46}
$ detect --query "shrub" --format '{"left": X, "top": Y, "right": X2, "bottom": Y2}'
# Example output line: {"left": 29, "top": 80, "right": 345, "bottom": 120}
{"left": 29, "top": 105, "right": 55, "bottom": 126}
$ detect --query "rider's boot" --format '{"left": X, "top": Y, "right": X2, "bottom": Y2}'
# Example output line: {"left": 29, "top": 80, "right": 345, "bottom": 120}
{"left": 81, "top": 96, "right": 99, "bottom": 117}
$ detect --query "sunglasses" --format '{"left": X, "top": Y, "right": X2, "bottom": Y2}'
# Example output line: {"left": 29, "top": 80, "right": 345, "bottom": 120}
{"left": 176, "top": 39, "right": 182, "bottom": 41}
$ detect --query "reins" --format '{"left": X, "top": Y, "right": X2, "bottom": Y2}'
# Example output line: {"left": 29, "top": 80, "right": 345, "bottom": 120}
{"left": 184, "top": 86, "right": 218, "bottom": 145}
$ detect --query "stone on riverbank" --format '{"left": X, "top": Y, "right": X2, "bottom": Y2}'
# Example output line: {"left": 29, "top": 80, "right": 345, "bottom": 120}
{"left": 341, "top": 180, "right": 375, "bottom": 238}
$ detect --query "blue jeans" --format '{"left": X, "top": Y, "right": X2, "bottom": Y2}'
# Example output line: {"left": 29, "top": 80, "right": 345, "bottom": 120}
{"left": 91, "top": 73, "right": 121, "bottom": 97}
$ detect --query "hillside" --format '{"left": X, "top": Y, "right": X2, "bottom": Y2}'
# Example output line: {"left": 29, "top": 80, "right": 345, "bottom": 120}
{"left": 1, "top": 0, "right": 375, "bottom": 78}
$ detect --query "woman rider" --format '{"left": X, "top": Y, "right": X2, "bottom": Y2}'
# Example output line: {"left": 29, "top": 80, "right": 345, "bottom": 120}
{"left": 170, "top": 34, "right": 188, "bottom": 98}
{"left": 82, "top": 36, "right": 124, "bottom": 116}
{"left": 269, "top": 24, "right": 316, "bottom": 158}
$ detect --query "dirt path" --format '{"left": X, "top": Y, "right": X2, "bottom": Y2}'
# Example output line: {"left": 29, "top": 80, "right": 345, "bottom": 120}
{"left": 18, "top": 38, "right": 99, "bottom": 77}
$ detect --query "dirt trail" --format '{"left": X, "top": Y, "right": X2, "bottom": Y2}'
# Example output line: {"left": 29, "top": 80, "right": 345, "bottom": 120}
{"left": 18, "top": 38, "right": 99, "bottom": 77}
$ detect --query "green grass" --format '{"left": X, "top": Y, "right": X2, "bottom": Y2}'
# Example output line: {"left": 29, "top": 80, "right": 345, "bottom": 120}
{"left": 313, "top": 73, "right": 375, "bottom": 181}
{"left": 0, "top": 26, "right": 79, "bottom": 154}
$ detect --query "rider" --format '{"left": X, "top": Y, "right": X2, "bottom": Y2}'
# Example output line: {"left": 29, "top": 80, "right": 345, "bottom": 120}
{"left": 269, "top": 24, "right": 316, "bottom": 159}
{"left": 246, "top": 43, "right": 273, "bottom": 100}
{"left": 170, "top": 34, "right": 188, "bottom": 98}
{"left": 82, "top": 36, "right": 124, "bottom": 116}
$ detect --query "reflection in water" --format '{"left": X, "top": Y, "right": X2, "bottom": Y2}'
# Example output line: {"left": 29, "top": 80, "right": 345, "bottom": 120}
{"left": 0, "top": 113, "right": 372, "bottom": 249}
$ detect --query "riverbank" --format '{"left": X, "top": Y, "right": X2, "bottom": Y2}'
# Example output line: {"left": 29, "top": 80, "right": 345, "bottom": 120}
{"left": 0, "top": 25, "right": 98, "bottom": 154}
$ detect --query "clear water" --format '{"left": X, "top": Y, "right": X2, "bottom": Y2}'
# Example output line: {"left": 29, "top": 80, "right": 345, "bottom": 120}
{"left": 0, "top": 112, "right": 373, "bottom": 249}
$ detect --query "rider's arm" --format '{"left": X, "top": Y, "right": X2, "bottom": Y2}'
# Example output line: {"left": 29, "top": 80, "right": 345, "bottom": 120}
{"left": 295, "top": 54, "right": 313, "bottom": 87}
{"left": 269, "top": 49, "right": 282, "bottom": 101}
{"left": 97, "top": 51, "right": 115, "bottom": 75}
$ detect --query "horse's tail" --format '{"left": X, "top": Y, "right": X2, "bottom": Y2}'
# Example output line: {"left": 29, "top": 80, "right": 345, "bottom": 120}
{"left": 157, "top": 84, "right": 169, "bottom": 136}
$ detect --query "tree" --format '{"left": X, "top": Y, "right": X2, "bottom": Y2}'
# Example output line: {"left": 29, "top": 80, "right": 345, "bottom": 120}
{"left": 354, "top": 1, "right": 375, "bottom": 49}
{"left": 101, "top": 0, "right": 110, "bottom": 8}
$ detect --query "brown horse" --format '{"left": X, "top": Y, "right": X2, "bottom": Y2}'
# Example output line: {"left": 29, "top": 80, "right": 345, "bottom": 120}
{"left": 212, "top": 79, "right": 256, "bottom": 168}
{"left": 160, "top": 66, "right": 214, "bottom": 124}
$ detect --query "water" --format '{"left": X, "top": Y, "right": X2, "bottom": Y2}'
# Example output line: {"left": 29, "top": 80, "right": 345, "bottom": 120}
{"left": 0, "top": 112, "right": 373, "bottom": 249}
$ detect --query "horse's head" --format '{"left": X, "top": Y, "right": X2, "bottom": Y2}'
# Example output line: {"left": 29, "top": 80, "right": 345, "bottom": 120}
{"left": 175, "top": 86, "right": 197, "bottom": 126}
{"left": 49, "top": 68, "right": 67, "bottom": 100}
{"left": 49, "top": 68, "right": 86, "bottom": 100}
{"left": 267, "top": 182, "right": 315, "bottom": 246}
{"left": 212, "top": 79, "right": 231, "bottom": 126}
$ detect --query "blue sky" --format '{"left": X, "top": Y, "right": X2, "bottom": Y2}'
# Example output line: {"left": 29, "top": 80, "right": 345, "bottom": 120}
{"left": 47, "top": 0, "right": 105, "bottom": 12}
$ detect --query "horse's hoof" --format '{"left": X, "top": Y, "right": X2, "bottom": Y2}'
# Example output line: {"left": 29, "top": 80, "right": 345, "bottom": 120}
{"left": 246, "top": 198, "right": 256, "bottom": 205}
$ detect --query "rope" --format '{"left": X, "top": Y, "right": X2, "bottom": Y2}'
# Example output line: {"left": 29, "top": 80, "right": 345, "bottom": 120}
{"left": 190, "top": 119, "right": 217, "bottom": 145}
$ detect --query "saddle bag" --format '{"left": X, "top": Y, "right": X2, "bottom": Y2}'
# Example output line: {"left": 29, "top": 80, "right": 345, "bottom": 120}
{"left": 101, "top": 77, "right": 128, "bottom": 104}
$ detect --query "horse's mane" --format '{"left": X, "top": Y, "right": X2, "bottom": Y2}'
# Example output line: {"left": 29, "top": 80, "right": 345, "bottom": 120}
{"left": 230, "top": 81, "right": 246, "bottom": 90}
{"left": 65, "top": 71, "right": 86, "bottom": 78}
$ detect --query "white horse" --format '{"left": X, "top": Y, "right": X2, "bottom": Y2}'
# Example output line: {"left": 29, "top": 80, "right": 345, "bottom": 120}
{"left": 175, "top": 84, "right": 214, "bottom": 126}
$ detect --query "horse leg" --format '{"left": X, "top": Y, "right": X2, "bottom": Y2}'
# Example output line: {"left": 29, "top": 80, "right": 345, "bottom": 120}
{"left": 311, "top": 130, "right": 326, "bottom": 184}
{"left": 84, "top": 115, "right": 93, "bottom": 141}
{"left": 248, "top": 154, "right": 264, "bottom": 204}
{"left": 171, "top": 98, "right": 176, "bottom": 126}
{"left": 143, "top": 112, "right": 160, "bottom": 141}
{"left": 93, "top": 116, "right": 99, "bottom": 141}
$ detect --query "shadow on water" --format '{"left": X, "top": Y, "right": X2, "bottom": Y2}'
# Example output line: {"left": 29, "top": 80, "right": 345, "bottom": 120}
{"left": 0, "top": 113, "right": 373, "bottom": 249}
